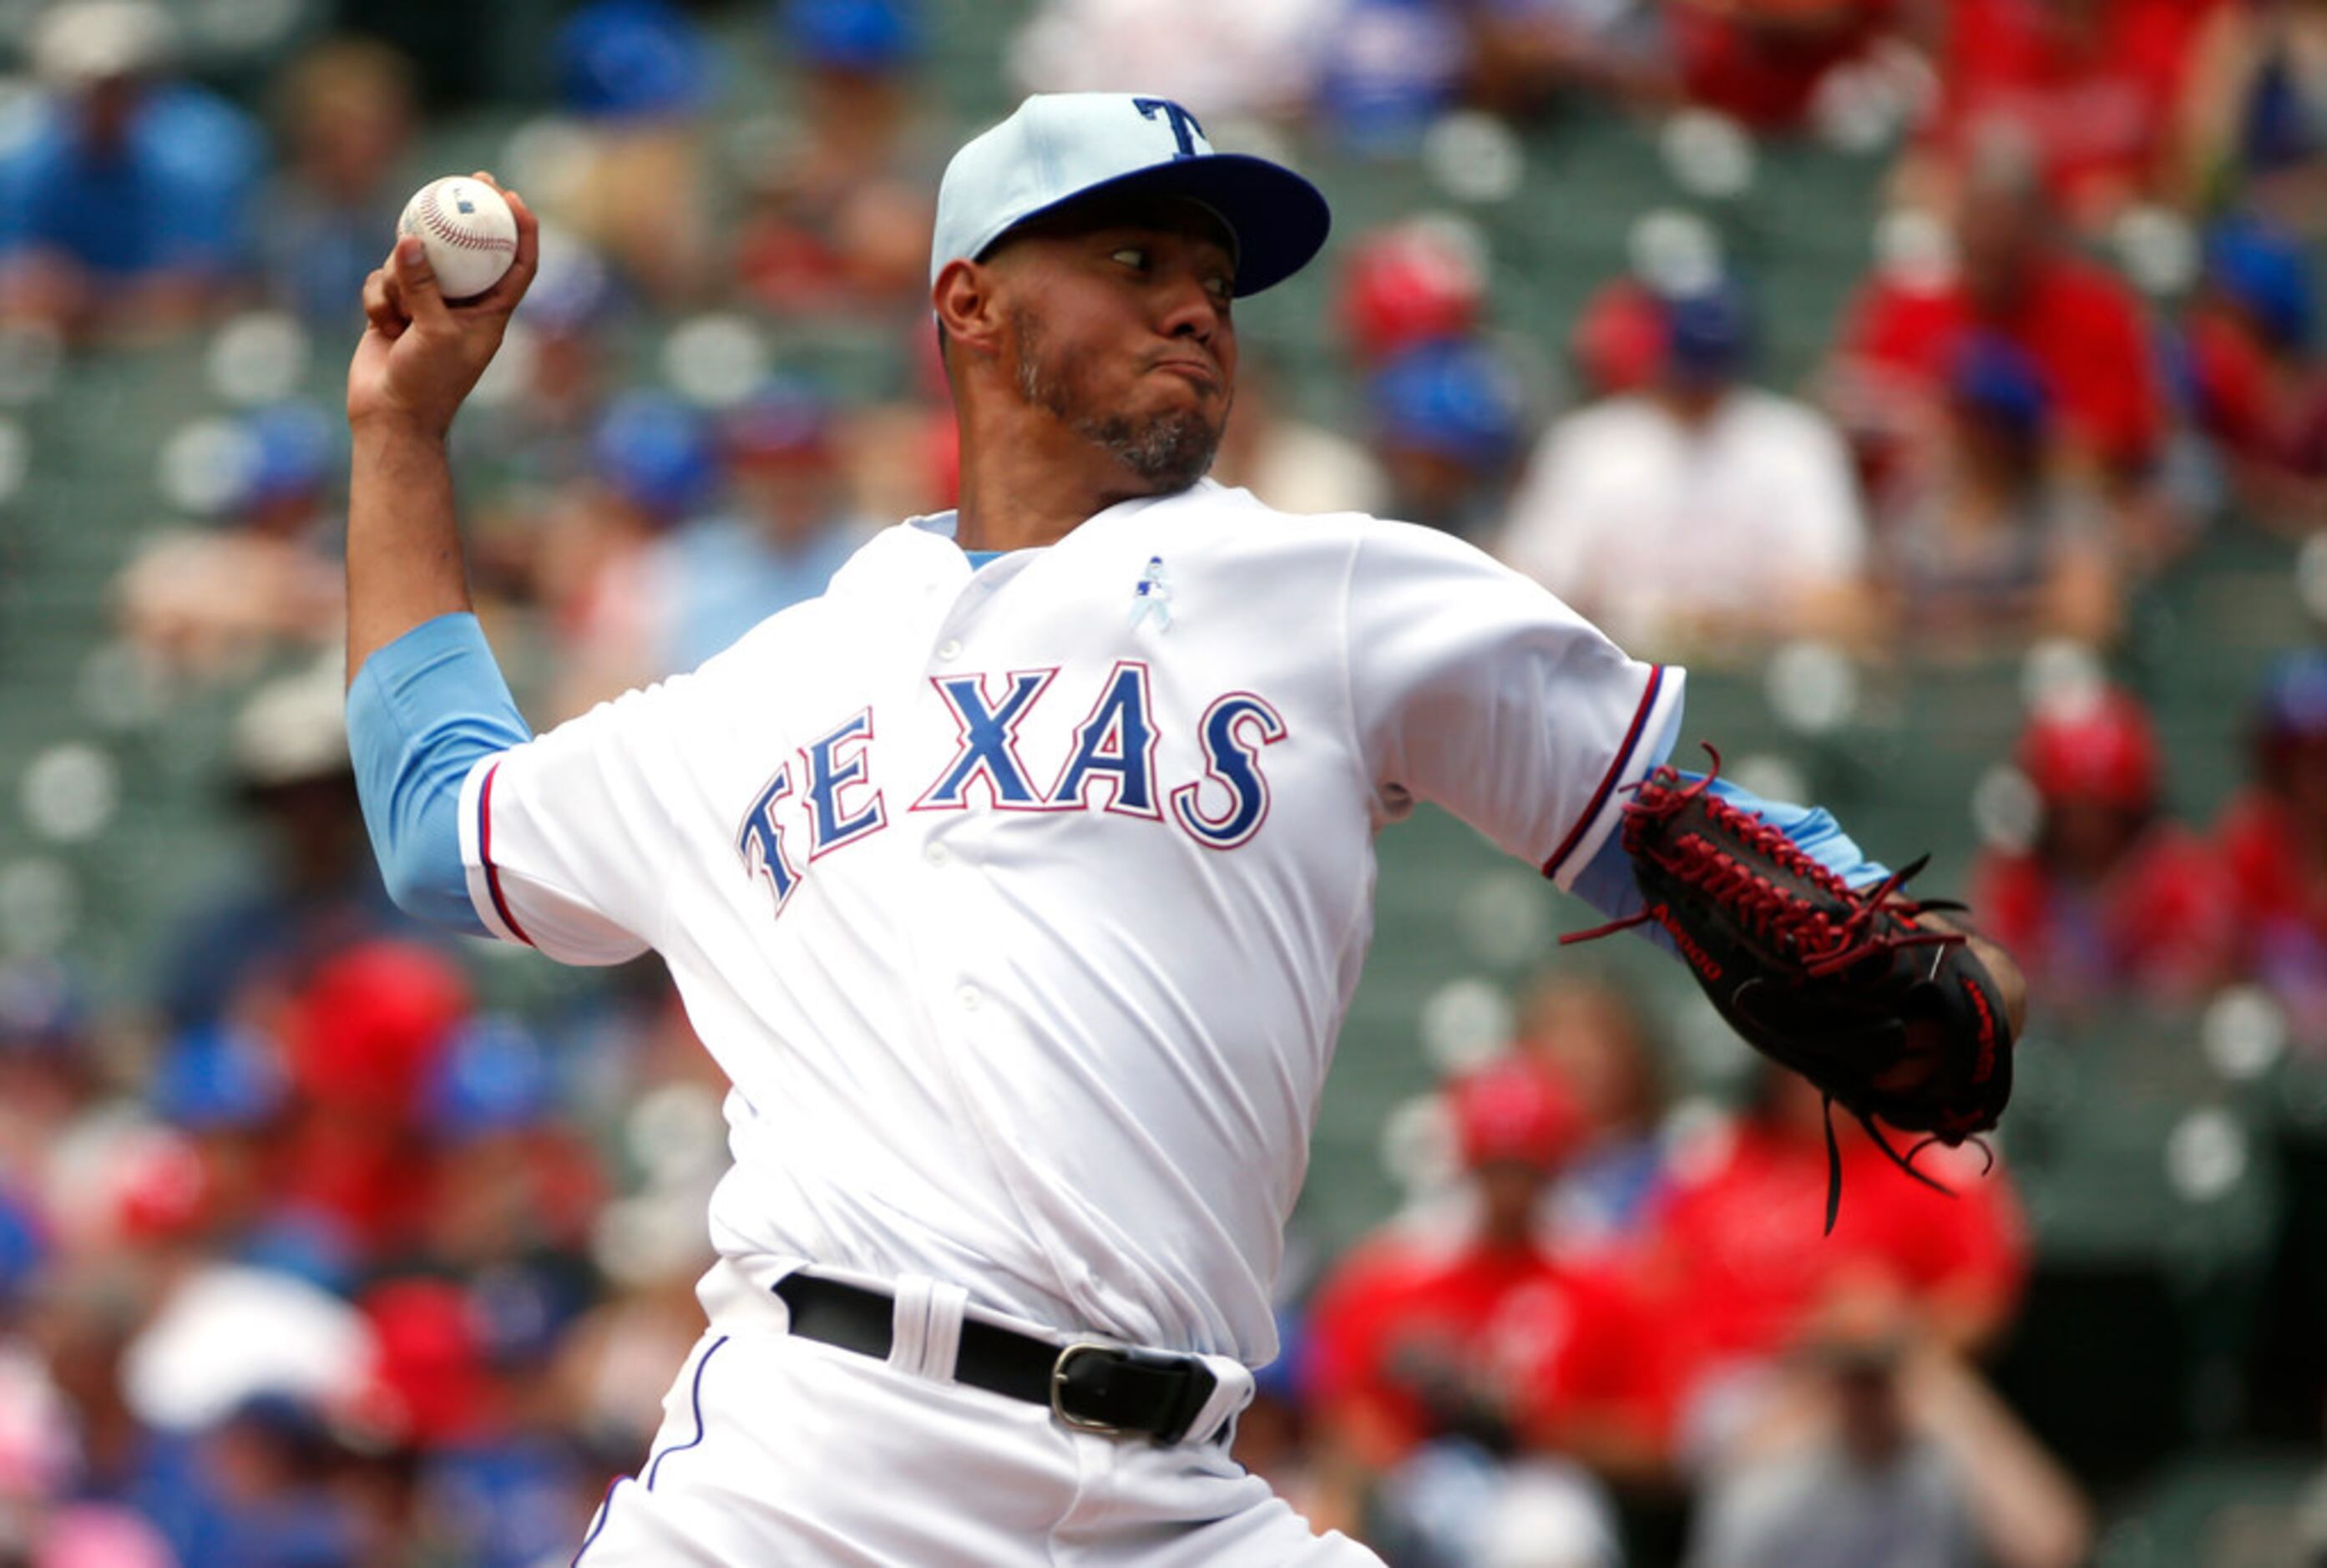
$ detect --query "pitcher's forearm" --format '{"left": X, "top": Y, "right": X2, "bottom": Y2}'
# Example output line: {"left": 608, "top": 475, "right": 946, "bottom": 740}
{"left": 347, "top": 417, "right": 473, "bottom": 684}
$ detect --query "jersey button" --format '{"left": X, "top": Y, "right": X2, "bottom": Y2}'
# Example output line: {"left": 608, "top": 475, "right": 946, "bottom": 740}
{"left": 936, "top": 639, "right": 963, "bottom": 661}
{"left": 924, "top": 842, "right": 951, "bottom": 867}
{"left": 957, "top": 985, "right": 982, "bottom": 1012}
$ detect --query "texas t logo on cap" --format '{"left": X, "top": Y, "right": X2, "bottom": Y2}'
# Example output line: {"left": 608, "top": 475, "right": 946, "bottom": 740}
{"left": 930, "top": 93, "right": 1332, "bottom": 299}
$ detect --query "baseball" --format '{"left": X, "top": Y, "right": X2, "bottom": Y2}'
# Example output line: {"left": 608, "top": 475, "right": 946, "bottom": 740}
{"left": 395, "top": 176, "right": 518, "bottom": 301}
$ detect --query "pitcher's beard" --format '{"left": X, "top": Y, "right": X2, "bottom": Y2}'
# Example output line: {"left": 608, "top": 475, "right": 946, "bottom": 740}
{"left": 1010, "top": 309, "right": 1225, "bottom": 493}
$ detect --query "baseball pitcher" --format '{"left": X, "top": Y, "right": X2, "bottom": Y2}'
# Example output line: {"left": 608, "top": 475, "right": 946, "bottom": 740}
{"left": 343, "top": 94, "right": 2022, "bottom": 1564}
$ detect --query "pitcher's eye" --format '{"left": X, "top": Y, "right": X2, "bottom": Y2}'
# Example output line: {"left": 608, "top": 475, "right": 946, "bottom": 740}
{"left": 1110, "top": 246, "right": 1149, "bottom": 271}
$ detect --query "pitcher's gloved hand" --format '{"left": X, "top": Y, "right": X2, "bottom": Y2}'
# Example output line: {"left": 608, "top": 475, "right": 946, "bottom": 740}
{"left": 1565, "top": 747, "right": 2016, "bottom": 1232}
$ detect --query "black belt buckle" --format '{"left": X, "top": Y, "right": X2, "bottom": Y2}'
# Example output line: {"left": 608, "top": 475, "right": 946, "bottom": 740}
{"left": 1050, "top": 1341, "right": 1214, "bottom": 1445}
{"left": 1050, "top": 1342, "right": 1130, "bottom": 1437}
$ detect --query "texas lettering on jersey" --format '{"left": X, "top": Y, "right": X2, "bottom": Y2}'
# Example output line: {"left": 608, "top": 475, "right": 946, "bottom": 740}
{"left": 735, "top": 660, "right": 1287, "bottom": 919}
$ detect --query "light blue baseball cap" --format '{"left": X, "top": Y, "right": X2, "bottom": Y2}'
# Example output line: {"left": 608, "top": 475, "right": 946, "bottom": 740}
{"left": 931, "top": 93, "right": 1331, "bottom": 299}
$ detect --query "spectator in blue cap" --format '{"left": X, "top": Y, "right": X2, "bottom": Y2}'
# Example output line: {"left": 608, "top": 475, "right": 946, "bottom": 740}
{"left": 557, "top": 0, "right": 711, "bottom": 122}
{"left": 1502, "top": 278, "right": 1869, "bottom": 659}
{"left": 411, "top": 1017, "right": 605, "bottom": 1434}
{"left": 738, "top": 0, "right": 934, "bottom": 311}
{"left": 1664, "top": 283, "right": 1751, "bottom": 387}
{"left": 232, "top": 404, "right": 340, "bottom": 538}
{"left": 426, "top": 1017, "right": 557, "bottom": 1141}
{"left": 1869, "top": 332, "right": 2120, "bottom": 651}
{"left": 1950, "top": 334, "right": 2053, "bottom": 447}
{"left": 0, "top": 0, "right": 264, "bottom": 339}
{"left": 1313, "top": 0, "right": 1471, "bottom": 154}
{"left": 2181, "top": 215, "right": 2327, "bottom": 534}
{"left": 605, "top": 378, "right": 875, "bottom": 681}
{"left": 785, "top": 0, "right": 922, "bottom": 72}
{"left": 1368, "top": 337, "right": 1526, "bottom": 539}
{"left": 149, "top": 1021, "right": 289, "bottom": 1265}
{"left": 114, "top": 402, "right": 344, "bottom": 679}
{"left": 134, "top": 1392, "right": 367, "bottom": 1568}
{"left": 419, "top": 1019, "right": 572, "bottom": 1228}
{"left": 1308, "top": 0, "right": 1666, "bottom": 152}
{"left": 2208, "top": 219, "right": 2316, "bottom": 352}
{"left": 550, "top": 0, "right": 715, "bottom": 301}
{"left": 544, "top": 392, "right": 725, "bottom": 713}
{"left": 151, "top": 1022, "right": 285, "bottom": 1136}
{"left": 590, "top": 391, "right": 719, "bottom": 527}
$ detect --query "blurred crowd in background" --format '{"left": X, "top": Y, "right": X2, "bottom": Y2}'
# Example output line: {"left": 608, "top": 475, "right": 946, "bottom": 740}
{"left": 0, "top": 0, "right": 2324, "bottom": 1563}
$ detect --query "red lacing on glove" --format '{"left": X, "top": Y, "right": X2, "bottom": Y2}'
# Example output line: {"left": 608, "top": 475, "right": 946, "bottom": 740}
{"left": 1561, "top": 746, "right": 1960, "bottom": 975}
{"left": 1561, "top": 745, "right": 1989, "bottom": 1232}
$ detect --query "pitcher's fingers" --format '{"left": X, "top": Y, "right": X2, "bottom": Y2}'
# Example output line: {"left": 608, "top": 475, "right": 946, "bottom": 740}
{"left": 472, "top": 188, "right": 540, "bottom": 314}
{"left": 362, "top": 266, "right": 408, "bottom": 337}
{"left": 389, "top": 235, "right": 453, "bottom": 331}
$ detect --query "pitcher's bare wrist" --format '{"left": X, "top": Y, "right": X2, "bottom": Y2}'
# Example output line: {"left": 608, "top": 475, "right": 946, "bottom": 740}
{"left": 352, "top": 407, "right": 454, "bottom": 447}
{"left": 347, "top": 417, "right": 472, "bottom": 680}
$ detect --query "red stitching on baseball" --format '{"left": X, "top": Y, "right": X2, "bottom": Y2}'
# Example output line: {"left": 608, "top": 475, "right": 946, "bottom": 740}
{"left": 415, "top": 187, "right": 515, "bottom": 253}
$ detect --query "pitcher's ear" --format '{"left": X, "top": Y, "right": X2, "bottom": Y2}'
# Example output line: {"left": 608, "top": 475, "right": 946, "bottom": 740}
{"left": 933, "top": 258, "right": 1004, "bottom": 357}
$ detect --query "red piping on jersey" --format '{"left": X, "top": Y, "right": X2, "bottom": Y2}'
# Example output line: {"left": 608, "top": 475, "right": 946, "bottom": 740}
{"left": 1540, "top": 664, "right": 1666, "bottom": 882}
{"left": 478, "top": 761, "right": 534, "bottom": 948}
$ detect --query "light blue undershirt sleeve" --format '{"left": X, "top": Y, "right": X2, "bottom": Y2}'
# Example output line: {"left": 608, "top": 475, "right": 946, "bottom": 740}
{"left": 345, "top": 612, "right": 533, "bottom": 935}
{"left": 1692, "top": 778, "right": 1890, "bottom": 891}
{"left": 1570, "top": 723, "right": 1890, "bottom": 954}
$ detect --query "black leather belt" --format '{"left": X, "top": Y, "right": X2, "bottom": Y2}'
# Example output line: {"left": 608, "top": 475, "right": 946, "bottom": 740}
{"left": 773, "top": 1274, "right": 1222, "bottom": 1445}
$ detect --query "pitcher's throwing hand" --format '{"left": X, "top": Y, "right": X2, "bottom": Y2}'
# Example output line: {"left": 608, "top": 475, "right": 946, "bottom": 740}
{"left": 349, "top": 170, "right": 537, "bottom": 441}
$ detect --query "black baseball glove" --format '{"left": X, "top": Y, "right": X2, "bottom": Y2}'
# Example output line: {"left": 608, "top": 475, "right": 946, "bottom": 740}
{"left": 1565, "top": 747, "right": 2015, "bottom": 1231}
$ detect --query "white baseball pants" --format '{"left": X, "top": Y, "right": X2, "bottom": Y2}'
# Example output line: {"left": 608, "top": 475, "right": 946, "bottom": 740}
{"left": 572, "top": 1259, "right": 1380, "bottom": 1565}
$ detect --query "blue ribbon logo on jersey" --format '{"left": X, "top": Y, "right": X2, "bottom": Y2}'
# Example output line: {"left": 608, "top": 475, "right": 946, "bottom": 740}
{"left": 1130, "top": 556, "right": 1172, "bottom": 632}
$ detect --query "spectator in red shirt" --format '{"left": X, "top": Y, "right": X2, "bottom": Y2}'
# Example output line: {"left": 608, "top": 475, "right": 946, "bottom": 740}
{"left": 1973, "top": 687, "right": 2236, "bottom": 1014}
{"left": 2178, "top": 216, "right": 2327, "bottom": 535}
{"left": 273, "top": 941, "right": 473, "bottom": 1260}
{"left": 1643, "top": 1066, "right": 2030, "bottom": 1462}
{"left": 2218, "top": 649, "right": 2327, "bottom": 1046}
{"left": 1910, "top": 0, "right": 2220, "bottom": 232}
{"left": 1668, "top": 0, "right": 1898, "bottom": 132}
{"left": 1307, "top": 1059, "right": 1675, "bottom": 1537}
{"left": 1830, "top": 139, "right": 2168, "bottom": 497}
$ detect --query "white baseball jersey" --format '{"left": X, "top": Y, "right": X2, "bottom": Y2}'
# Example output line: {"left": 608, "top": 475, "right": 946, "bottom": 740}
{"left": 455, "top": 479, "right": 1683, "bottom": 1365}
{"left": 1500, "top": 387, "right": 1865, "bottom": 653}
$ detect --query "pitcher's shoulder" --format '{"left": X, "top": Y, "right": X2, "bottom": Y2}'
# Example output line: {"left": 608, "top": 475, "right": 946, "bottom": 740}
{"left": 1148, "top": 482, "right": 1434, "bottom": 562}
